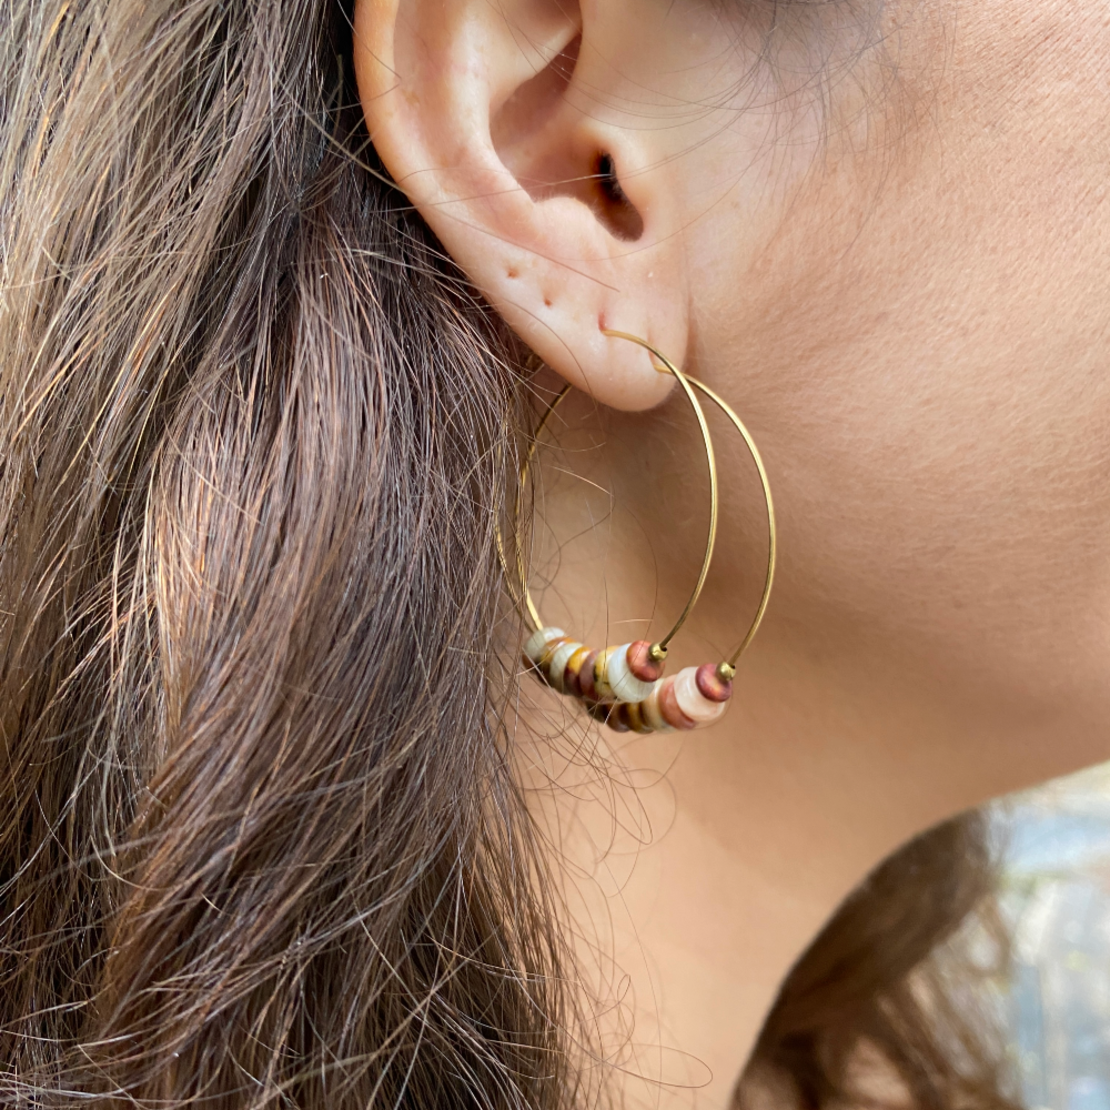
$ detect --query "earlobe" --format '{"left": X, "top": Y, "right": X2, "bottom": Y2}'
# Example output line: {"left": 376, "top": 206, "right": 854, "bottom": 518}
{"left": 352, "top": 0, "right": 688, "bottom": 411}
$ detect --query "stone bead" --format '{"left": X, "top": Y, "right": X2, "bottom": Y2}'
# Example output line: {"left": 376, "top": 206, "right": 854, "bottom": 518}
{"left": 605, "top": 643, "right": 657, "bottom": 704}
{"left": 546, "top": 640, "right": 584, "bottom": 693}
{"left": 524, "top": 627, "right": 565, "bottom": 665}
{"left": 623, "top": 700, "right": 656, "bottom": 734}
{"left": 577, "top": 650, "right": 600, "bottom": 701}
{"left": 639, "top": 682, "right": 675, "bottom": 733}
{"left": 627, "top": 640, "right": 665, "bottom": 683}
{"left": 695, "top": 663, "right": 733, "bottom": 704}
{"left": 673, "top": 666, "right": 728, "bottom": 725}
{"left": 658, "top": 678, "right": 697, "bottom": 731}
{"left": 592, "top": 646, "right": 618, "bottom": 700}
{"left": 605, "top": 703, "right": 631, "bottom": 733}
{"left": 537, "top": 636, "right": 573, "bottom": 686}
{"left": 538, "top": 636, "right": 572, "bottom": 665}
{"left": 562, "top": 645, "right": 593, "bottom": 697}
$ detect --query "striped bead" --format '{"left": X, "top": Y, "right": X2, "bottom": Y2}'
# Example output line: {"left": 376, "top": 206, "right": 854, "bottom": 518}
{"left": 604, "top": 643, "right": 657, "bottom": 703}
{"left": 627, "top": 641, "right": 665, "bottom": 683}
{"left": 606, "top": 703, "right": 632, "bottom": 733}
{"left": 576, "top": 650, "right": 600, "bottom": 701}
{"left": 591, "top": 647, "right": 618, "bottom": 700}
{"left": 524, "top": 626, "right": 733, "bottom": 735}
{"left": 547, "top": 639, "right": 584, "bottom": 693}
{"left": 524, "top": 627, "right": 564, "bottom": 663}
{"left": 658, "top": 677, "right": 697, "bottom": 730}
{"left": 695, "top": 663, "right": 733, "bottom": 703}
{"left": 622, "top": 699, "right": 654, "bottom": 734}
{"left": 562, "top": 645, "right": 594, "bottom": 697}
{"left": 673, "top": 666, "right": 728, "bottom": 725}
{"left": 537, "top": 636, "right": 574, "bottom": 687}
{"left": 639, "top": 682, "right": 675, "bottom": 733}
{"left": 524, "top": 627, "right": 566, "bottom": 681}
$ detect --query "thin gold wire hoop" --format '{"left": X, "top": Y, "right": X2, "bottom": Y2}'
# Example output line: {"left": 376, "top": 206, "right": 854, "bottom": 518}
{"left": 507, "top": 347, "right": 717, "bottom": 664}
{"left": 497, "top": 331, "right": 776, "bottom": 674}
{"left": 513, "top": 383, "right": 572, "bottom": 632}
{"left": 685, "top": 374, "right": 777, "bottom": 668}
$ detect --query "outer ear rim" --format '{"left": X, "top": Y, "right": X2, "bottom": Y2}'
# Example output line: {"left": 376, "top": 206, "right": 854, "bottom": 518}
{"left": 351, "top": 0, "right": 689, "bottom": 412}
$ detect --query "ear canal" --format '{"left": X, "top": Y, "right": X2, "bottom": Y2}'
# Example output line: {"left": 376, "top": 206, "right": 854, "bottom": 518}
{"left": 595, "top": 153, "right": 643, "bottom": 242}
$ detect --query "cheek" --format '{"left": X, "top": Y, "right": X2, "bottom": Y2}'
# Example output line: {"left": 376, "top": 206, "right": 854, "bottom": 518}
{"left": 684, "top": 0, "right": 1110, "bottom": 702}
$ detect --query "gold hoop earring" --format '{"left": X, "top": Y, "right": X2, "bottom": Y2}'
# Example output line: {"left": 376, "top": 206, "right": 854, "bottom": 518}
{"left": 502, "top": 331, "right": 776, "bottom": 734}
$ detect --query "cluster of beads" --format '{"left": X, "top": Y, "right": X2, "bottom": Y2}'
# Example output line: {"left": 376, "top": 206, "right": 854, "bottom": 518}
{"left": 523, "top": 627, "right": 734, "bottom": 733}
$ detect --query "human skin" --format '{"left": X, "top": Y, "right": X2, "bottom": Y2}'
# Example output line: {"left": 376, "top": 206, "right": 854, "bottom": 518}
{"left": 354, "top": 0, "right": 1110, "bottom": 1106}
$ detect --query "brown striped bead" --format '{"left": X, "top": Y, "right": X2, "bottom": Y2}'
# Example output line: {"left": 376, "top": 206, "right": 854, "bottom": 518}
{"left": 577, "top": 650, "right": 600, "bottom": 701}
{"left": 592, "top": 646, "right": 617, "bottom": 700}
{"left": 605, "top": 703, "right": 631, "bottom": 733}
{"left": 695, "top": 663, "right": 733, "bottom": 703}
{"left": 622, "top": 700, "right": 653, "bottom": 734}
{"left": 627, "top": 640, "right": 665, "bottom": 683}
{"left": 562, "top": 645, "right": 593, "bottom": 698}
{"left": 659, "top": 678, "right": 697, "bottom": 730}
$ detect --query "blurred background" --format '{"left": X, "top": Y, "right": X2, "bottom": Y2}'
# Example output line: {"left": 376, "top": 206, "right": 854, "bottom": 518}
{"left": 1000, "top": 764, "right": 1110, "bottom": 1110}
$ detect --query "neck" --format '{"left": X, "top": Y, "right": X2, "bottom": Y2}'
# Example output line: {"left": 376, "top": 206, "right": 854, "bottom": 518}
{"left": 518, "top": 636, "right": 944, "bottom": 1109}
{"left": 513, "top": 390, "right": 1106, "bottom": 1109}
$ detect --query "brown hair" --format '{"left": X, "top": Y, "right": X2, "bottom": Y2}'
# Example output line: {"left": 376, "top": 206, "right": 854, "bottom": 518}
{"left": 0, "top": 1, "right": 1020, "bottom": 1107}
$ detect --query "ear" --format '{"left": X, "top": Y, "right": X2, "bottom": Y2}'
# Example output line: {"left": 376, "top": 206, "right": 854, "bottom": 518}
{"left": 352, "top": 0, "right": 689, "bottom": 411}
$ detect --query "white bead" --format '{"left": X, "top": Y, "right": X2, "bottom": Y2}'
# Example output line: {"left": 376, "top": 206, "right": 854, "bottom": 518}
{"left": 524, "top": 627, "right": 565, "bottom": 664}
{"left": 547, "top": 640, "right": 584, "bottom": 692}
{"left": 673, "top": 667, "right": 727, "bottom": 725}
{"left": 605, "top": 643, "right": 656, "bottom": 703}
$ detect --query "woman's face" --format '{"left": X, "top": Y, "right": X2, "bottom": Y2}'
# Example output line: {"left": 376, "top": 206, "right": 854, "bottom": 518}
{"left": 357, "top": 0, "right": 1110, "bottom": 781}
